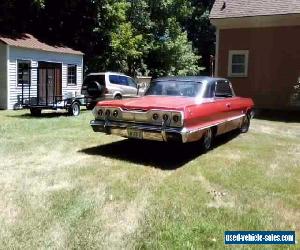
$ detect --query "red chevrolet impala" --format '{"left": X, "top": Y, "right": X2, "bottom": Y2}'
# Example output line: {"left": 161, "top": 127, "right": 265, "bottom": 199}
{"left": 90, "top": 76, "right": 254, "bottom": 151}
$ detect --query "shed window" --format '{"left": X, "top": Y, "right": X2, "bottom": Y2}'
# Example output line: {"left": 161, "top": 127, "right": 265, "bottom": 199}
{"left": 67, "top": 65, "right": 77, "bottom": 85}
{"left": 228, "top": 50, "right": 249, "bottom": 77}
{"left": 17, "top": 60, "right": 31, "bottom": 85}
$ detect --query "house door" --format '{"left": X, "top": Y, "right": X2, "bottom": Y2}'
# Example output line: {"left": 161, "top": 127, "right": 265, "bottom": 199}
{"left": 38, "top": 62, "right": 62, "bottom": 105}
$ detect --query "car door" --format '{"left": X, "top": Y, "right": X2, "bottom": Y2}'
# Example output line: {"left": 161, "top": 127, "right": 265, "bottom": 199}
{"left": 117, "top": 76, "right": 133, "bottom": 99}
{"left": 125, "top": 77, "right": 139, "bottom": 97}
{"left": 214, "top": 80, "right": 236, "bottom": 134}
{"left": 108, "top": 74, "right": 123, "bottom": 98}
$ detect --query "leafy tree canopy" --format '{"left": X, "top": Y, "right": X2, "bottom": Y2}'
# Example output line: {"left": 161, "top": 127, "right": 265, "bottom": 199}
{"left": 0, "top": 0, "right": 215, "bottom": 77}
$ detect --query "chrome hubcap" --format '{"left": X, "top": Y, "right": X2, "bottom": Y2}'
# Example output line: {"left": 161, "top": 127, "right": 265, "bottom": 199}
{"left": 204, "top": 129, "right": 212, "bottom": 149}
{"left": 242, "top": 117, "right": 249, "bottom": 129}
{"left": 73, "top": 105, "right": 79, "bottom": 115}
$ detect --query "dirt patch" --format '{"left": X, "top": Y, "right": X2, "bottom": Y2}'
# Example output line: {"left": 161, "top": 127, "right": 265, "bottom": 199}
{"left": 193, "top": 175, "right": 236, "bottom": 209}
{"left": 0, "top": 197, "right": 20, "bottom": 225}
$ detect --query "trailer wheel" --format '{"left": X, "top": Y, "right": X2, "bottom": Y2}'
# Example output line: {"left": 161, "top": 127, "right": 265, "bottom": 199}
{"left": 30, "top": 108, "right": 42, "bottom": 116}
{"left": 69, "top": 102, "right": 80, "bottom": 116}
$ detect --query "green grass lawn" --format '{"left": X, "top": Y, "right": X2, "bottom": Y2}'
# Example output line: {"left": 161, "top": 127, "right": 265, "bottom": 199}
{"left": 0, "top": 110, "right": 299, "bottom": 249}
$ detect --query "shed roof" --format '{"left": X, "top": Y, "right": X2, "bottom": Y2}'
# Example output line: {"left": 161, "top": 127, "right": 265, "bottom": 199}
{"left": 210, "top": 0, "right": 300, "bottom": 19}
{"left": 0, "top": 33, "right": 83, "bottom": 55}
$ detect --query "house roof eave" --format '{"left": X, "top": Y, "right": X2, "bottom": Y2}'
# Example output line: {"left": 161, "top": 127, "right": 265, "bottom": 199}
{"left": 211, "top": 13, "right": 300, "bottom": 29}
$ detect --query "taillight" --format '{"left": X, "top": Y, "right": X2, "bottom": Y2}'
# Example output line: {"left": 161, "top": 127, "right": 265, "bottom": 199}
{"left": 172, "top": 115, "right": 179, "bottom": 123}
{"left": 104, "top": 88, "right": 109, "bottom": 94}
{"left": 98, "top": 109, "right": 103, "bottom": 116}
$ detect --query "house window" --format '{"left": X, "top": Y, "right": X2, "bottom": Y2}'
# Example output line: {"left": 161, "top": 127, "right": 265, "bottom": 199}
{"left": 17, "top": 60, "right": 31, "bottom": 85}
{"left": 228, "top": 50, "right": 249, "bottom": 77}
{"left": 67, "top": 65, "right": 77, "bottom": 85}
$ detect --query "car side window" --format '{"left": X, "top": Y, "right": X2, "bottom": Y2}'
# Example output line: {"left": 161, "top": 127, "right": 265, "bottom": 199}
{"left": 109, "top": 75, "right": 119, "bottom": 85}
{"left": 127, "top": 77, "right": 137, "bottom": 88}
{"left": 204, "top": 82, "right": 216, "bottom": 98}
{"left": 119, "top": 76, "right": 128, "bottom": 86}
{"left": 215, "top": 80, "right": 233, "bottom": 98}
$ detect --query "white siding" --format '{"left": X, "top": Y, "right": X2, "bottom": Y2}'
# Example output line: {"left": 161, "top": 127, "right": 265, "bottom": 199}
{"left": 7, "top": 47, "right": 83, "bottom": 109}
{"left": 62, "top": 62, "right": 83, "bottom": 96}
{"left": 0, "top": 44, "right": 7, "bottom": 109}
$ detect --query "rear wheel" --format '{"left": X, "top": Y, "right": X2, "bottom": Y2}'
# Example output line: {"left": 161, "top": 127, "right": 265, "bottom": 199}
{"left": 30, "top": 108, "right": 42, "bottom": 116}
{"left": 201, "top": 128, "right": 213, "bottom": 152}
{"left": 240, "top": 115, "right": 250, "bottom": 133}
{"left": 68, "top": 102, "right": 80, "bottom": 116}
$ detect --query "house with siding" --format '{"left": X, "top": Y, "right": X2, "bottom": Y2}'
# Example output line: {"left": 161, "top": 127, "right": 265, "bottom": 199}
{"left": 0, "top": 33, "right": 83, "bottom": 110}
{"left": 210, "top": 0, "right": 300, "bottom": 110}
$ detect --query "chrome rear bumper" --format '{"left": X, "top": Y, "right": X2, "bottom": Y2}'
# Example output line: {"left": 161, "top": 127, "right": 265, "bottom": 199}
{"left": 90, "top": 120, "right": 205, "bottom": 143}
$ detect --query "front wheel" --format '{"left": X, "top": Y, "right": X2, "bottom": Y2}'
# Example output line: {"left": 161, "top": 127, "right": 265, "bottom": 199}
{"left": 68, "top": 102, "right": 80, "bottom": 116}
{"left": 201, "top": 128, "right": 213, "bottom": 152}
{"left": 240, "top": 115, "right": 250, "bottom": 133}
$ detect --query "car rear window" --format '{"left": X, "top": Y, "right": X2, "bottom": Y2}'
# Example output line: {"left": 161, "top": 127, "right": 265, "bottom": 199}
{"left": 145, "top": 81, "right": 203, "bottom": 97}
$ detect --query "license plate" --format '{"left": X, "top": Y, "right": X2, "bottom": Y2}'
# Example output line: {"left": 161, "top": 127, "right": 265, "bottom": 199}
{"left": 127, "top": 128, "right": 143, "bottom": 139}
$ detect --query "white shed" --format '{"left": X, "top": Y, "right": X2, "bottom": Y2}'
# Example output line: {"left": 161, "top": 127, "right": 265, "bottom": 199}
{"left": 0, "top": 34, "right": 84, "bottom": 110}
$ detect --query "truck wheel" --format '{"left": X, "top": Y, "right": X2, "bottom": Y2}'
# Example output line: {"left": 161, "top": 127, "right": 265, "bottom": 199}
{"left": 69, "top": 102, "right": 80, "bottom": 116}
{"left": 201, "top": 128, "right": 213, "bottom": 152}
{"left": 30, "top": 108, "right": 42, "bottom": 116}
{"left": 240, "top": 115, "right": 250, "bottom": 133}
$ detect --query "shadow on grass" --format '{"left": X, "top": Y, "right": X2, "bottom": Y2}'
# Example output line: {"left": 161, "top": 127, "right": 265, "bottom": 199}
{"left": 79, "top": 130, "right": 240, "bottom": 170}
{"left": 255, "top": 109, "right": 300, "bottom": 123}
{"left": 6, "top": 110, "right": 89, "bottom": 119}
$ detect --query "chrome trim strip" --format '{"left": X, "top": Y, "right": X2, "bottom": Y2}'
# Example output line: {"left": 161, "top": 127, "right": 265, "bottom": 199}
{"left": 90, "top": 120, "right": 182, "bottom": 133}
{"left": 188, "top": 114, "right": 245, "bottom": 133}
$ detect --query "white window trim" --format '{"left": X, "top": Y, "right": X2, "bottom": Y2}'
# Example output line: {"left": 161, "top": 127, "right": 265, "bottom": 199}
{"left": 16, "top": 59, "right": 32, "bottom": 87}
{"left": 228, "top": 50, "right": 249, "bottom": 77}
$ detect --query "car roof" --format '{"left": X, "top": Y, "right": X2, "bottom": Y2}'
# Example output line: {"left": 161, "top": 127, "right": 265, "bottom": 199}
{"left": 153, "top": 76, "right": 228, "bottom": 83}
{"left": 87, "top": 72, "right": 128, "bottom": 76}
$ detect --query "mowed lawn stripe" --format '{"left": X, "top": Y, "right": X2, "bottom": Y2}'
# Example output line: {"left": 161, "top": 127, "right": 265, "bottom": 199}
{"left": 0, "top": 110, "right": 299, "bottom": 249}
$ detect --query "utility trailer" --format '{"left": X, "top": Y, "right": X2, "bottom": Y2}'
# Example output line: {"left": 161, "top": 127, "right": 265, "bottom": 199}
{"left": 20, "top": 66, "right": 85, "bottom": 116}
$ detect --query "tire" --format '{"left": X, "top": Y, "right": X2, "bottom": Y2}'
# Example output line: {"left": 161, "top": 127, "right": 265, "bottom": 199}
{"left": 30, "top": 108, "right": 42, "bottom": 116}
{"left": 201, "top": 128, "right": 213, "bottom": 152}
{"left": 68, "top": 102, "right": 80, "bottom": 116}
{"left": 240, "top": 115, "right": 250, "bottom": 133}
{"left": 87, "top": 81, "right": 104, "bottom": 98}
{"left": 114, "top": 94, "right": 122, "bottom": 100}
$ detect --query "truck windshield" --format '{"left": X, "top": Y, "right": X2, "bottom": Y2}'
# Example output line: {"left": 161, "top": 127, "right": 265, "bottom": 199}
{"left": 145, "top": 81, "right": 203, "bottom": 97}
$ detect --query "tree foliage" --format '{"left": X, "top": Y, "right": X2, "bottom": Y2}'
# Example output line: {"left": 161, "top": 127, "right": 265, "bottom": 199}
{"left": 0, "top": 0, "right": 215, "bottom": 77}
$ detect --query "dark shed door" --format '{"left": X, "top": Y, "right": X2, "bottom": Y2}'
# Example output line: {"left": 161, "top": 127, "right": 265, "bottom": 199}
{"left": 38, "top": 62, "right": 62, "bottom": 105}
